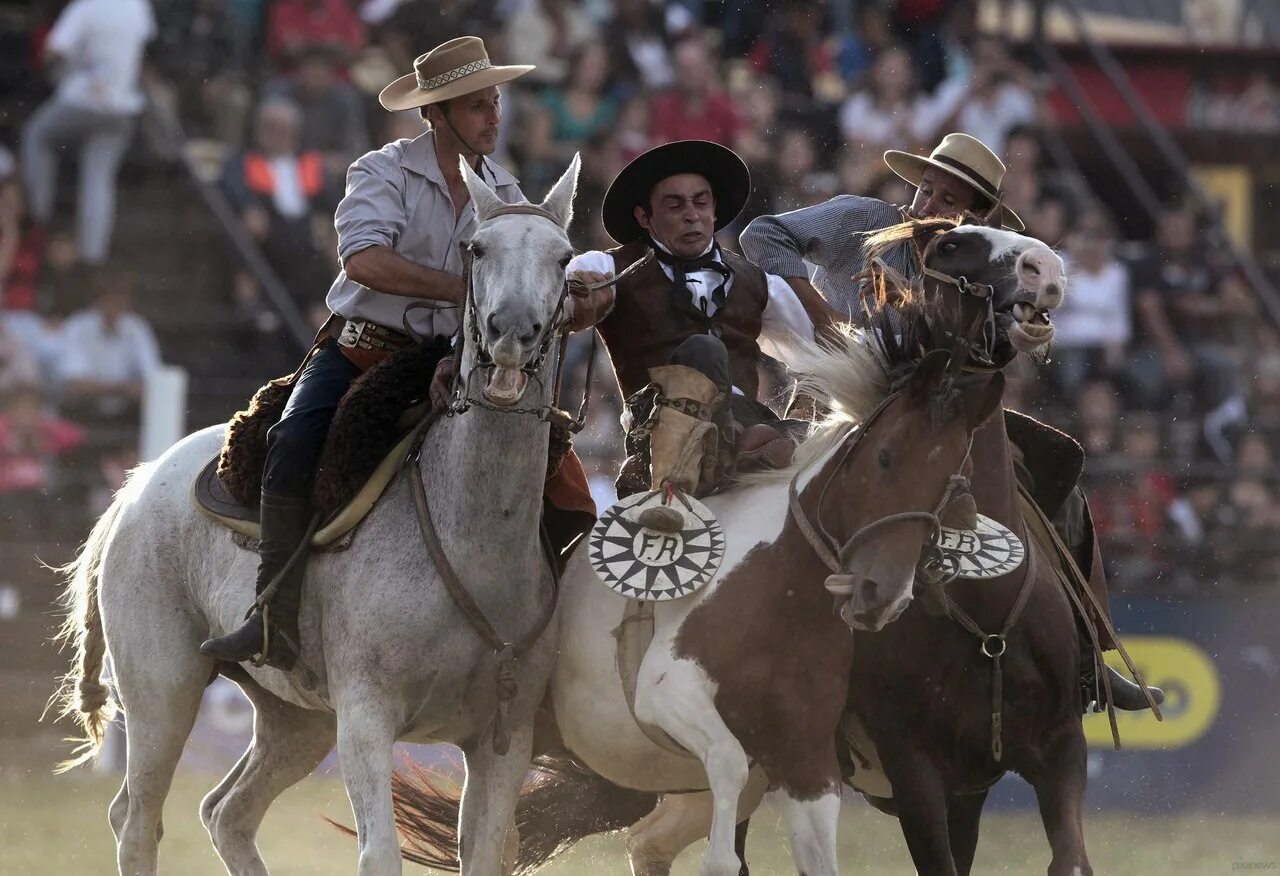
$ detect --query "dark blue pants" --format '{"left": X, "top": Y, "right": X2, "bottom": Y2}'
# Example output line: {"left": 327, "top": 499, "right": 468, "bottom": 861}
{"left": 262, "top": 343, "right": 361, "bottom": 498}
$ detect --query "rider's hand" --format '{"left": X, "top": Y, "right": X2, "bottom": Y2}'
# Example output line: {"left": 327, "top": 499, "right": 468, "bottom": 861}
{"left": 430, "top": 355, "right": 457, "bottom": 410}
{"left": 567, "top": 271, "right": 616, "bottom": 331}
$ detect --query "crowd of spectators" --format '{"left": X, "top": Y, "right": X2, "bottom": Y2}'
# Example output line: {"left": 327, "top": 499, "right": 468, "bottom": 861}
{"left": 0, "top": 0, "right": 1275, "bottom": 593}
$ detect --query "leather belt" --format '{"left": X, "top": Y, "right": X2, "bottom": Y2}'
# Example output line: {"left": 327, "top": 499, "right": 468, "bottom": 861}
{"left": 333, "top": 318, "right": 415, "bottom": 353}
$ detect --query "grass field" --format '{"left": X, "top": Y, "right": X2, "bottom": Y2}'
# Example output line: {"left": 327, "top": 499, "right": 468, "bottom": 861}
{"left": 1, "top": 767, "right": 1275, "bottom": 875}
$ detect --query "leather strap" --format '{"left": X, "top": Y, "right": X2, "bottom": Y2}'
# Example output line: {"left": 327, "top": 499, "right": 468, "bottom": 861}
{"left": 406, "top": 410, "right": 560, "bottom": 755}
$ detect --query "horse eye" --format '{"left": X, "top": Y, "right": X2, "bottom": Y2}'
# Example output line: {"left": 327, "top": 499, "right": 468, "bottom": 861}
{"left": 878, "top": 448, "right": 892, "bottom": 469}
{"left": 940, "top": 241, "right": 958, "bottom": 254}
{"left": 559, "top": 254, "right": 572, "bottom": 269}
{"left": 470, "top": 243, "right": 485, "bottom": 258}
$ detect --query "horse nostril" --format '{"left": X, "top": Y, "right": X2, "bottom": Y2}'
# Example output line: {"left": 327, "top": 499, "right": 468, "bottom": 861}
{"left": 1022, "top": 261, "right": 1041, "bottom": 276}
{"left": 486, "top": 313, "right": 501, "bottom": 339}
{"left": 531, "top": 321, "right": 543, "bottom": 336}
{"left": 1045, "top": 283, "right": 1062, "bottom": 300}
{"left": 857, "top": 578, "right": 882, "bottom": 608}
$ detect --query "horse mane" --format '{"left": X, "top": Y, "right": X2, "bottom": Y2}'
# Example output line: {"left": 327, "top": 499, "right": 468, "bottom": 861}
{"left": 862, "top": 215, "right": 960, "bottom": 268}
{"left": 741, "top": 281, "right": 957, "bottom": 486}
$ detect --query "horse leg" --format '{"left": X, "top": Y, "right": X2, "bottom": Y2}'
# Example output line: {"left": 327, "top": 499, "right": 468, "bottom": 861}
{"left": 200, "top": 747, "right": 250, "bottom": 834}
{"left": 1027, "top": 725, "right": 1091, "bottom": 876}
{"left": 638, "top": 670, "right": 751, "bottom": 876}
{"left": 111, "top": 649, "right": 212, "bottom": 875}
{"left": 877, "top": 748, "right": 958, "bottom": 876}
{"left": 335, "top": 696, "right": 401, "bottom": 875}
{"left": 205, "top": 697, "right": 337, "bottom": 875}
{"left": 770, "top": 788, "right": 842, "bottom": 876}
{"left": 457, "top": 723, "right": 535, "bottom": 876}
{"left": 626, "top": 771, "right": 767, "bottom": 876}
{"left": 947, "top": 790, "right": 989, "bottom": 876}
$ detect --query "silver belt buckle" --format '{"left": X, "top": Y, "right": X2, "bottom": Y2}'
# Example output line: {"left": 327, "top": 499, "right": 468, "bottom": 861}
{"left": 338, "top": 319, "right": 366, "bottom": 348}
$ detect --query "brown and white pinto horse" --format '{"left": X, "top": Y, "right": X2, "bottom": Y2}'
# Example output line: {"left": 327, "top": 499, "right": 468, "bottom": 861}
{"left": 383, "top": 221, "right": 1071, "bottom": 876}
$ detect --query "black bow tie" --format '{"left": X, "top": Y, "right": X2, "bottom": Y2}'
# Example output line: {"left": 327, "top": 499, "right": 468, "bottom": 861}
{"left": 651, "top": 241, "right": 731, "bottom": 313}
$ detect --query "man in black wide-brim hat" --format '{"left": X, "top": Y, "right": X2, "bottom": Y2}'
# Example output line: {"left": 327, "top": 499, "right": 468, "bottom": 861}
{"left": 567, "top": 140, "right": 818, "bottom": 531}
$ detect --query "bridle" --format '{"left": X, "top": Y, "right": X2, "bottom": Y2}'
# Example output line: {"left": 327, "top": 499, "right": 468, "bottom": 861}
{"left": 787, "top": 385, "right": 975, "bottom": 592}
{"left": 406, "top": 202, "right": 651, "bottom": 433}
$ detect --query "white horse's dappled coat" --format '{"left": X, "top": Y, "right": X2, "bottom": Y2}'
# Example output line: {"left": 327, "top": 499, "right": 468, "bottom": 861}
{"left": 56, "top": 155, "right": 584, "bottom": 876}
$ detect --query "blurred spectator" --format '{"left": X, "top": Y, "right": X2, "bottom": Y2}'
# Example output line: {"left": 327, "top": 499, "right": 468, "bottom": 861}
{"left": 649, "top": 36, "right": 743, "bottom": 146}
{"left": 932, "top": 35, "right": 1036, "bottom": 158}
{"left": 604, "top": 0, "right": 674, "bottom": 91}
{"left": 263, "top": 45, "right": 370, "bottom": 182}
{"left": 1076, "top": 379, "right": 1121, "bottom": 455}
{"left": 1025, "top": 186, "right": 1074, "bottom": 248}
{"left": 21, "top": 0, "right": 156, "bottom": 265}
{"left": 769, "top": 127, "right": 835, "bottom": 214}
{"left": 86, "top": 441, "right": 138, "bottom": 517}
{"left": 527, "top": 43, "right": 620, "bottom": 186}
{"left": 836, "top": 2, "right": 893, "bottom": 86}
{"left": 1091, "top": 413, "right": 1177, "bottom": 585}
{"left": 888, "top": 0, "right": 955, "bottom": 93}
{"left": 748, "top": 0, "right": 834, "bottom": 104}
{"left": 267, "top": 0, "right": 366, "bottom": 67}
{"left": 222, "top": 98, "right": 336, "bottom": 322}
{"left": 1052, "top": 207, "right": 1131, "bottom": 395}
{"left": 0, "top": 177, "right": 49, "bottom": 319}
{"left": 57, "top": 268, "right": 161, "bottom": 424}
{"left": 505, "top": 0, "right": 598, "bottom": 87}
{"left": 1127, "top": 200, "right": 1247, "bottom": 453}
{"left": 837, "top": 43, "right": 947, "bottom": 193}
{"left": 0, "top": 319, "right": 41, "bottom": 395}
{"left": 149, "top": 0, "right": 250, "bottom": 146}
{"left": 0, "top": 383, "right": 85, "bottom": 529}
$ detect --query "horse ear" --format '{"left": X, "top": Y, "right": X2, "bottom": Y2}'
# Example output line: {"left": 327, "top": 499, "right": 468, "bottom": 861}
{"left": 459, "top": 155, "right": 505, "bottom": 223}
{"left": 962, "top": 372, "right": 1005, "bottom": 431}
{"left": 540, "top": 152, "right": 580, "bottom": 229}
{"left": 907, "top": 348, "right": 953, "bottom": 401}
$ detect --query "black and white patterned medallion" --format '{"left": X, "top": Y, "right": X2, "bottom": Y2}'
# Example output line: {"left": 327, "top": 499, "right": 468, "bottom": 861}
{"left": 588, "top": 492, "right": 724, "bottom": 601}
{"left": 936, "top": 513, "right": 1025, "bottom": 580}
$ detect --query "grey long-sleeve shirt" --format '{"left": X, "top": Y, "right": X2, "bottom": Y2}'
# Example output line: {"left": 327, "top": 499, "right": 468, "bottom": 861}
{"left": 739, "top": 195, "right": 912, "bottom": 321}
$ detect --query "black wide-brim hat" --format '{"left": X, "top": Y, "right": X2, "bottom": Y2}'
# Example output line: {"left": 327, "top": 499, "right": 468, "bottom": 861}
{"left": 602, "top": 140, "right": 751, "bottom": 244}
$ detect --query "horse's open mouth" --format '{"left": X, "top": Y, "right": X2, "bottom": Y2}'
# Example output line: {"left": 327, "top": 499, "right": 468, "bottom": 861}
{"left": 1005, "top": 301, "right": 1054, "bottom": 352}
{"left": 483, "top": 366, "right": 529, "bottom": 406}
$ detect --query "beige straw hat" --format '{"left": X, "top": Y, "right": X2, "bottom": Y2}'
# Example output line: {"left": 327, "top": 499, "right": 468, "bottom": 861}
{"left": 883, "top": 132, "right": 1024, "bottom": 231}
{"left": 378, "top": 36, "right": 534, "bottom": 112}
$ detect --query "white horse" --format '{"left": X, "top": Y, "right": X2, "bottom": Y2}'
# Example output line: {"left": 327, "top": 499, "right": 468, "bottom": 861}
{"left": 53, "top": 154, "right": 582, "bottom": 876}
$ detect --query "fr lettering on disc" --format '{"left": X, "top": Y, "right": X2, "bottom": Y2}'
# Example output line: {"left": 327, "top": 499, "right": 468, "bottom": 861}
{"left": 588, "top": 492, "right": 724, "bottom": 601}
{"left": 937, "top": 513, "right": 1025, "bottom": 580}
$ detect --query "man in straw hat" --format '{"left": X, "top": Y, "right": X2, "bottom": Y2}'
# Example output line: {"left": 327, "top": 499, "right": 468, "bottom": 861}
{"left": 566, "top": 140, "right": 816, "bottom": 531}
{"left": 742, "top": 132, "right": 1022, "bottom": 326}
{"left": 201, "top": 37, "right": 536, "bottom": 666}
{"left": 743, "top": 132, "right": 1163, "bottom": 712}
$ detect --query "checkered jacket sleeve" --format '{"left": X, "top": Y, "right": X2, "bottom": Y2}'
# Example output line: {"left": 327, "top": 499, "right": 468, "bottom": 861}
{"left": 739, "top": 195, "right": 912, "bottom": 320}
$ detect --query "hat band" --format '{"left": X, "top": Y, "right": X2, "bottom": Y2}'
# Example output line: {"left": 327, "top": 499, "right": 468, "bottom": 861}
{"left": 930, "top": 153, "right": 999, "bottom": 202}
{"left": 416, "top": 58, "right": 492, "bottom": 91}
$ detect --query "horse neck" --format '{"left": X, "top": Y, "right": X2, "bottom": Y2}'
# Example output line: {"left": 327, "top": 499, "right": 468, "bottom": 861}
{"left": 421, "top": 359, "right": 552, "bottom": 566}
{"left": 967, "top": 410, "right": 1020, "bottom": 529}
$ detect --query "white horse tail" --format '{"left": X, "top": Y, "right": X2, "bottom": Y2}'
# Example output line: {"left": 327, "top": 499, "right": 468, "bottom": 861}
{"left": 49, "top": 482, "right": 131, "bottom": 772}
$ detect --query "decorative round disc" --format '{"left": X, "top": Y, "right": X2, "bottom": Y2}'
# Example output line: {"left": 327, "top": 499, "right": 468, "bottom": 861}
{"left": 588, "top": 492, "right": 724, "bottom": 601}
{"left": 936, "top": 513, "right": 1025, "bottom": 580}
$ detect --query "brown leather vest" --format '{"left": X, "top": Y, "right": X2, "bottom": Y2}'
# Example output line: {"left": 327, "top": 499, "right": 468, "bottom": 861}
{"left": 598, "top": 240, "right": 769, "bottom": 398}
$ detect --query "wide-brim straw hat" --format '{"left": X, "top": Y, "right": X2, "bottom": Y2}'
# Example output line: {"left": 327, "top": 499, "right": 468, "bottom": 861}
{"left": 602, "top": 140, "right": 751, "bottom": 244}
{"left": 378, "top": 36, "right": 534, "bottom": 112}
{"left": 883, "top": 132, "right": 1024, "bottom": 231}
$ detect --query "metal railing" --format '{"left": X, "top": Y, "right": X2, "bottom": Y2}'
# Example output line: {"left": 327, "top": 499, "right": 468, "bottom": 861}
{"left": 1035, "top": 0, "right": 1280, "bottom": 329}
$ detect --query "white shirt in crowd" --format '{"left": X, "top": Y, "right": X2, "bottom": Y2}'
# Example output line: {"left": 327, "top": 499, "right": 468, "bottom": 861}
{"left": 267, "top": 157, "right": 308, "bottom": 220}
{"left": 1054, "top": 258, "right": 1131, "bottom": 349}
{"left": 929, "top": 77, "right": 1037, "bottom": 158}
{"left": 567, "top": 243, "right": 815, "bottom": 393}
{"left": 57, "top": 310, "right": 162, "bottom": 385}
{"left": 45, "top": 0, "right": 155, "bottom": 115}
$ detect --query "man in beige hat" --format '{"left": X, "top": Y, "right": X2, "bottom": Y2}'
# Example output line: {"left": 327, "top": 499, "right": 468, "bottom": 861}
{"left": 201, "top": 36, "right": 534, "bottom": 667}
{"left": 741, "top": 131, "right": 1022, "bottom": 328}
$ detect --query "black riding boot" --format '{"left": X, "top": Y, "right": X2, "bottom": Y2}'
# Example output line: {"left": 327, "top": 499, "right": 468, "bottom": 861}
{"left": 199, "top": 491, "right": 314, "bottom": 669}
{"left": 1081, "top": 654, "right": 1166, "bottom": 713}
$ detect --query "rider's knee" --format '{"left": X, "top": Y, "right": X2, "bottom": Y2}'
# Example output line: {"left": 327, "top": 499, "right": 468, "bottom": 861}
{"left": 670, "top": 334, "right": 730, "bottom": 388}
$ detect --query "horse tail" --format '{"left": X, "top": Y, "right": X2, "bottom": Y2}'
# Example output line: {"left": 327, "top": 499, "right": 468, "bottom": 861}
{"left": 341, "top": 754, "right": 657, "bottom": 874}
{"left": 48, "top": 486, "right": 130, "bottom": 772}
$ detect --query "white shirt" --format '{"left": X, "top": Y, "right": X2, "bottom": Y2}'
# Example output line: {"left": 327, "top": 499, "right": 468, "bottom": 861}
{"left": 928, "top": 78, "right": 1037, "bottom": 158}
{"left": 1054, "top": 258, "right": 1131, "bottom": 349}
{"left": 46, "top": 0, "right": 155, "bottom": 115}
{"left": 566, "top": 245, "right": 816, "bottom": 369}
{"left": 268, "top": 157, "right": 307, "bottom": 219}
{"left": 57, "top": 310, "right": 162, "bottom": 384}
